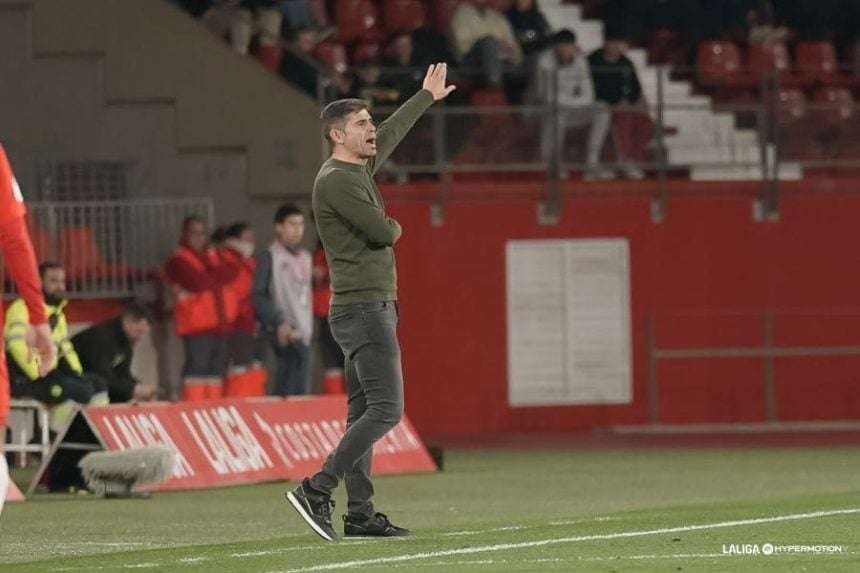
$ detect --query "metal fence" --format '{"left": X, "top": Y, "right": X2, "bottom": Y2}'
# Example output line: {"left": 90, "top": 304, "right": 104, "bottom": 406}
{"left": 1, "top": 199, "right": 215, "bottom": 299}
{"left": 321, "top": 64, "right": 860, "bottom": 218}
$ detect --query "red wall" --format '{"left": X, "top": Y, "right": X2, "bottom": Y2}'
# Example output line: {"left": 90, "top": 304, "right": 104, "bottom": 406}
{"left": 382, "top": 181, "right": 860, "bottom": 437}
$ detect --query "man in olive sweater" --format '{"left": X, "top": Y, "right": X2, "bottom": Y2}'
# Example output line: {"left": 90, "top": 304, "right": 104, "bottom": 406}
{"left": 286, "top": 64, "right": 455, "bottom": 542}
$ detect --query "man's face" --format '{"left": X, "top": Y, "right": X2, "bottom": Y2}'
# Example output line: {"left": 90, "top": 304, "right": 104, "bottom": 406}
{"left": 331, "top": 109, "right": 377, "bottom": 160}
{"left": 555, "top": 41, "right": 578, "bottom": 63}
{"left": 122, "top": 317, "right": 150, "bottom": 343}
{"left": 357, "top": 65, "right": 381, "bottom": 85}
{"left": 42, "top": 268, "right": 66, "bottom": 300}
{"left": 392, "top": 35, "right": 412, "bottom": 65}
{"left": 184, "top": 221, "right": 208, "bottom": 252}
{"left": 239, "top": 228, "right": 255, "bottom": 250}
{"left": 605, "top": 40, "right": 629, "bottom": 60}
{"left": 275, "top": 214, "right": 305, "bottom": 247}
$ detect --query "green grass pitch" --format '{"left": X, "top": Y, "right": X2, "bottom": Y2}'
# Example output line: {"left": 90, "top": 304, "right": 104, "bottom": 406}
{"left": 2, "top": 447, "right": 858, "bottom": 572}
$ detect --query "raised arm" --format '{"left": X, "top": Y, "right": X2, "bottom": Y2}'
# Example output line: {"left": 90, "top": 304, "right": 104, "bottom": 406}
{"left": 368, "top": 64, "right": 456, "bottom": 175}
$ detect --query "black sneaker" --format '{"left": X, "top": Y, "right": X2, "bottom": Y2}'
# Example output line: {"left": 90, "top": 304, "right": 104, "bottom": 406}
{"left": 343, "top": 512, "right": 411, "bottom": 537}
{"left": 285, "top": 479, "right": 338, "bottom": 541}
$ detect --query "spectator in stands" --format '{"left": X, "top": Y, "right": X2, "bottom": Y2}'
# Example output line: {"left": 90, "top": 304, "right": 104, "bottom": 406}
{"left": 71, "top": 302, "right": 156, "bottom": 404}
{"left": 202, "top": 0, "right": 282, "bottom": 55}
{"left": 280, "top": 27, "right": 324, "bottom": 98}
{"left": 348, "top": 58, "right": 402, "bottom": 106}
{"left": 534, "top": 29, "right": 613, "bottom": 180}
{"left": 219, "top": 222, "right": 267, "bottom": 397}
{"left": 5, "top": 262, "right": 109, "bottom": 431}
{"left": 312, "top": 242, "right": 344, "bottom": 394}
{"left": 506, "top": 0, "right": 553, "bottom": 63}
{"left": 164, "top": 216, "right": 240, "bottom": 401}
{"left": 380, "top": 35, "right": 427, "bottom": 103}
{"left": 588, "top": 33, "right": 653, "bottom": 179}
{"left": 252, "top": 204, "right": 313, "bottom": 396}
{"left": 746, "top": 0, "right": 788, "bottom": 44}
{"left": 277, "top": 0, "right": 317, "bottom": 32}
{"left": 449, "top": 0, "right": 523, "bottom": 87}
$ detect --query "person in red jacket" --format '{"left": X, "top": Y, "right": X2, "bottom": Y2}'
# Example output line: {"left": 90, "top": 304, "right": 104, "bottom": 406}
{"left": 164, "top": 215, "right": 240, "bottom": 401}
{"left": 312, "top": 243, "right": 344, "bottom": 394}
{"left": 0, "top": 143, "right": 55, "bottom": 516}
{"left": 220, "top": 222, "right": 267, "bottom": 397}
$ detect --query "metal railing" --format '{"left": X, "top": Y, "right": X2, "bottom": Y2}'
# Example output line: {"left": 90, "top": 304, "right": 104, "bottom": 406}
{"left": 320, "top": 64, "right": 860, "bottom": 219}
{"left": 1, "top": 199, "right": 215, "bottom": 298}
{"left": 645, "top": 310, "right": 860, "bottom": 425}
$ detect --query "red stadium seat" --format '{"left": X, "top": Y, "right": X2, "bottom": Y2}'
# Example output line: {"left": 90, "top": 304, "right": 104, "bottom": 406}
{"left": 335, "top": 0, "right": 382, "bottom": 44}
{"left": 26, "top": 223, "right": 52, "bottom": 263}
{"left": 697, "top": 41, "right": 743, "bottom": 86}
{"left": 383, "top": 0, "right": 427, "bottom": 35}
{"left": 748, "top": 40, "right": 794, "bottom": 85}
{"left": 431, "top": 0, "right": 461, "bottom": 32}
{"left": 256, "top": 45, "right": 282, "bottom": 73}
{"left": 309, "top": 0, "right": 329, "bottom": 27}
{"left": 489, "top": 0, "right": 514, "bottom": 10}
{"left": 313, "top": 42, "right": 348, "bottom": 74}
{"left": 352, "top": 42, "right": 382, "bottom": 64}
{"left": 60, "top": 227, "right": 133, "bottom": 280}
{"left": 796, "top": 41, "right": 838, "bottom": 85}
{"left": 812, "top": 87, "right": 856, "bottom": 124}
{"left": 776, "top": 88, "right": 807, "bottom": 125}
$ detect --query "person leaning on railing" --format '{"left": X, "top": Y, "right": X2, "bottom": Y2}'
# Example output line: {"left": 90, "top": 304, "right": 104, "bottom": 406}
{"left": 588, "top": 30, "right": 654, "bottom": 180}
{"left": 0, "top": 142, "right": 54, "bottom": 518}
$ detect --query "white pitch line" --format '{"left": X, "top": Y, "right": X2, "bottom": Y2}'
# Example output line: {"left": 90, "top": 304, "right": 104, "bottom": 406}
{"left": 272, "top": 508, "right": 860, "bottom": 573}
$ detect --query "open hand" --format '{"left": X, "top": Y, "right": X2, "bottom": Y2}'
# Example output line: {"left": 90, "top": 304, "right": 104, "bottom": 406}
{"left": 422, "top": 63, "right": 456, "bottom": 101}
{"left": 25, "top": 323, "right": 55, "bottom": 376}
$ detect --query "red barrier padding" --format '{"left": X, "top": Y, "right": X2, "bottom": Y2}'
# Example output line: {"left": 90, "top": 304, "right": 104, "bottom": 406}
{"left": 78, "top": 397, "right": 435, "bottom": 491}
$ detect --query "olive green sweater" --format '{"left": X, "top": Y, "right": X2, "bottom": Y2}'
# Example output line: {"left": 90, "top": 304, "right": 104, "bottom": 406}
{"left": 312, "top": 89, "right": 434, "bottom": 305}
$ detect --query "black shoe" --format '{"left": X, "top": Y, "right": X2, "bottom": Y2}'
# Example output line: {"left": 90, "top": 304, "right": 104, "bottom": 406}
{"left": 285, "top": 479, "right": 337, "bottom": 541}
{"left": 343, "top": 512, "right": 411, "bottom": 537}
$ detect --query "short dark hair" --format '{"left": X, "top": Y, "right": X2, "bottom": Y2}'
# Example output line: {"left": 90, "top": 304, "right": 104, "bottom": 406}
{"left": 123, "top": 301, "right": 152, "bottom": 323}
{"left": 210, "top": 226, "right": 227, "bottom": 244}
{"left": 181, "top": 215, "right": 205, "bottom": 234}
{"left": 320, "top": 98, "right": 369, "bottom": 148}
{"left": 554, "top": 29, "right": 576, "bottom": 45}
{"left": 274, "top": 204, "right": 303, "bottom": 224}
{"left": 225, "top": 222, "right": 251, "bottom": 239}
{"left": 38, "top": 261, "right": 63, "bottom": 278}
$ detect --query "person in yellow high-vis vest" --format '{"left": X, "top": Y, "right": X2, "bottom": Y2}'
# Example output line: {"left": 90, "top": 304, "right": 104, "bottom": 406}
{"left": 4, "top": 262, "right": 109, "bottom": 431}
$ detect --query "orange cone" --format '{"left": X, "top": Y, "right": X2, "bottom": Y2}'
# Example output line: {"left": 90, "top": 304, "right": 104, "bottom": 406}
{"left": 323, "top": 372, "right": 345, "bottom": 394}
{"left": 182, "top": 383, "right": 208, "bottom": 402}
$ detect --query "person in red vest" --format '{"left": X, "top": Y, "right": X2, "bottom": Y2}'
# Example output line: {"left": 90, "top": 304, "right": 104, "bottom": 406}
{"left": 312, "top": 242, "right": 344, "bottom": 394}
{"left": 164, "top": 215, "right": 240, "bottom": 401}
{"left": 220, "top": 222, "right": 267, "bottom": 397}
{"left": 0, "top": 143, "right": 55, "bottom": 516}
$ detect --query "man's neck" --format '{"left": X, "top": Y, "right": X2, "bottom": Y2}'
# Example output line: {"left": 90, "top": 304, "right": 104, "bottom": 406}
{"left": 331, "top": 148, "right": 367, "bottom": 165}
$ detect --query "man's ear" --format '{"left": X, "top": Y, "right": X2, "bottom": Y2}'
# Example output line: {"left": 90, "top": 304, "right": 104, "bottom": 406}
{"left": 330, "top": 129, "right": 345, "bottom": 145}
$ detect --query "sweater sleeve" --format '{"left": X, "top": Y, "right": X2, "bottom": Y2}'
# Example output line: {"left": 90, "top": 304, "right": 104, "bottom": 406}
{"left": 323, "top": 174, "right": 402, "bottom": 247}
{"left": 368, "top": 89, "right": 434, "bottom": 175}
{"left": 251, "top": 250, "right": 284, "bottom": 329}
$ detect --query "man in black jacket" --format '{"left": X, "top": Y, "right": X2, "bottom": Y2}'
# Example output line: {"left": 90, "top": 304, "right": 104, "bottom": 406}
{"left": 71, "top": 302, "right": 155, "bottom": 403}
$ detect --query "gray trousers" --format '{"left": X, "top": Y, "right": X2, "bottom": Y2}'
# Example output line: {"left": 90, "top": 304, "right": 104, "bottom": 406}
{"left": 309, "top": 301, "right": 403, "bottom": 518}
{"left": 541, "top": 102, "right": 611, "bottom": 168}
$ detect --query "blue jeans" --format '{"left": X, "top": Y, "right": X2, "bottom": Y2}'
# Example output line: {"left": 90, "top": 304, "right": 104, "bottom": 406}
{"left": 272, "top": 341, "right": 311, "bottom": 397}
